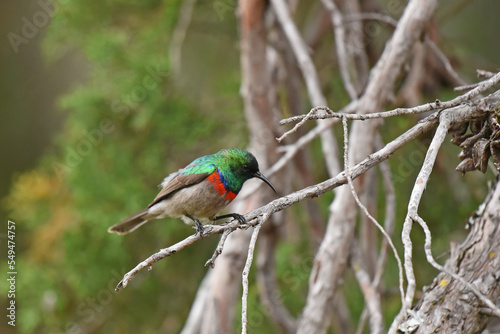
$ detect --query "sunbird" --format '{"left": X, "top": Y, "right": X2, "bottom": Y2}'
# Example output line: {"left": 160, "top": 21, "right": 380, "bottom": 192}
{"left": 108, "top": 148, "right": 277, "bottom": 236}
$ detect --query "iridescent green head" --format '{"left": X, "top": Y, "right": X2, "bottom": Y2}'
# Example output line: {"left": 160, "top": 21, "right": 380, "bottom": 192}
{"left": 216, "top": 148, "right": 277, "bottom": 194}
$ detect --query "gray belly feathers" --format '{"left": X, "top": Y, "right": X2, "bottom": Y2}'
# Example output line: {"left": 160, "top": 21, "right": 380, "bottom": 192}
{"left": 146, "top": 180, "right": 231, "bottom": 225}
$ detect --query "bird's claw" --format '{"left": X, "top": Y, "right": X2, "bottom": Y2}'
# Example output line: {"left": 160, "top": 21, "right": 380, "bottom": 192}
{"left": 186, "top": 214, "right": 205, "bottom": 238}
{"left": 232, "top": 214, "right": 246, "bottom": 224}
{"left": 194, "top": 220, "right": 205, "bottom": 238}
{"left": 214, "top": 213, "right": 247, "bottom": 225}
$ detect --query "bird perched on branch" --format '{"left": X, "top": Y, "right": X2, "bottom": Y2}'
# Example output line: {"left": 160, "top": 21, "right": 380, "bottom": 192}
{"left": 108, "top": 148, "right": 277, "bottom": 237}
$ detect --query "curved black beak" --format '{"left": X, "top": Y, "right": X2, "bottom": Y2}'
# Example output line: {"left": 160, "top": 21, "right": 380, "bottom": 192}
{"left": 254, "top": 171, "right": 278, "bottom": 195}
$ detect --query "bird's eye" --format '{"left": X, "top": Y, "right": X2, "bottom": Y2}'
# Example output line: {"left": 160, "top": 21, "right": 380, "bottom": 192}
{"left": 243, "top": 164, "right": 249, "bottom": 171}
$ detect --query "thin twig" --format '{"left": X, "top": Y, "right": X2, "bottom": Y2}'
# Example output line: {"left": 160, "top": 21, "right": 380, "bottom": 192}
{"left": 321, "top": 0, "right": 359, "bottom": 99}
{"left": 242, "top": 221, "right": 263, "bottom": 334}
{"left": 372, "top": 135, "right": 397, "bottom": 289}
{"left": 354, "top": 137, "right": 396, "bottom": 334}
{"left": 456, "top": 69, "right": 497, "bottom": 91}
{"left": 115, "top": 113, "right": 428, "bottom": 291}
{"left": 392, "top": 103, "right": 476, "bottom": 331}
{"left": 350, "top": 246, "right": 384, "bottom": 334}
{"left": 342, "top": 117, "right": 403, "bottom": 334}
{"left": 280, "top": 101, "right": 438, "bottom": 124}
{"left": 477, "top": 69, "right": 496, "bottom": 78}
{"left": 398, "top": 109, "right": 451, "bottom": 328}
{"left": 355, "top": 308, "right": 369, "bottom": 334}
{"left": 277, "top": 101, "right": 356, "bottom": 144}
{"left": 343, "top": 12, "right": 398, "bottom": 26}
{"left": 205, "top": 228, "right": 234, "bottom": 268}
{"left": 425, "top": 37, "right": 467, "bottom": 87}
{"left": 276, "top": 106, "right": 334, "bottom": 142}
{"left": 271, "top": 0, "right": 341, "bottom": 177}
{"left": 281, "top": 70, "right": 500, "bottom": 126}
{"left": 454, "top": 82, "right": 481, "bottom": 92}
{"left": 115, "top": 233, "right": 201, "bottom": 291}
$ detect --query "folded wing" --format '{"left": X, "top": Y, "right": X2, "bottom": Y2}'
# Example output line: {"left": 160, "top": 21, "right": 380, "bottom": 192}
{"left": 148, "top": 167, "right": 214, "bottom": 208}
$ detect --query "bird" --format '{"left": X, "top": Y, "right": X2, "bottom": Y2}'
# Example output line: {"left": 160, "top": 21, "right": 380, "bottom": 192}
{"left": 108, "top": 148, "right": 277, "bottom": 237}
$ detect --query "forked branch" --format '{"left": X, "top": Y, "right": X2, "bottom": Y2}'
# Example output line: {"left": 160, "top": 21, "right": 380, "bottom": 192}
{"left": 114, "top": 89, "right": 492, "bottom": 292}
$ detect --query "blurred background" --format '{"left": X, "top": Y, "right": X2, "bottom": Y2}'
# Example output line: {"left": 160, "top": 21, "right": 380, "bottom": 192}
{"left": 1, "top": 0, "right": 499, "bottom": 333}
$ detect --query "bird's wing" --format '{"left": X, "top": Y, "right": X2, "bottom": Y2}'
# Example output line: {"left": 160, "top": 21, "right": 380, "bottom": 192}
{"left": 148, "top": 167, "right": 214, "bottom": 208}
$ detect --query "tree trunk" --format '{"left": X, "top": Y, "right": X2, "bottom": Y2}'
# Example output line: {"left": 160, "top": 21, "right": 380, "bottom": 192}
{"left": 181, "top": 1, "right": 284, "bottom": 333}
{"left": 297, "top": 0, "right": 438, "bottom": 332}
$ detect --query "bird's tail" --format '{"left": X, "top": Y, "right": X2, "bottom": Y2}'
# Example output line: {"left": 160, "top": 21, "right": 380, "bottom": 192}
{"left": 108, "top": 209, "right": 149, "bottom": 235}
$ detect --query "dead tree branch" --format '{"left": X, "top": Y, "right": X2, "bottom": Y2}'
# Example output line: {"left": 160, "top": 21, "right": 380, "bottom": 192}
{"left": 399, "top": 177, "right": 500, "bottom": 333}
{"left": 281, "top": 70, "right": 500, "bottom": 126}
{"left": 241, "top": 221, "right": 263, "bottom": 334}
{"left": 115, "top": 91, "right": 490, "bottom": 292}
{"left": 391, "top": 86, "right": 500, "bottom": 332}
{"left": 297, "top": 0, "right": 439, "bottom": 331}
{"left": 271, "top": 0, "right": 341, "bottom": 177}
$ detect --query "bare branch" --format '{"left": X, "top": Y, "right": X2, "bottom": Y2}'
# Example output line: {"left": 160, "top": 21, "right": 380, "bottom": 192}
{"left": 372, "top": 136, "right": 397, "bottom": 289}
{"left": 355, "top": 309, "right": 370, "bottom": 334}
{"left": 114, "top": 110, "right": 438, "bottom": 292}
{"left": 205, "top": 228, "right": 233, "bottom": 268}
{"left": 180, "top": 272, "right": 213, "bottom": 334}
{"left": 256, "top": 220, "right": 297, "bottom": 333}
{"left": 271, "top": 0, "right": 341, "bottom": 177}
{"left": 456, "top": 69, "right": 498, "bottom": 91}
{"left": 478, "top": 69, "right": 496, "bottom": 78}
{"left": 281, "top": 70, "right": 500, "bottom": 125}
{"left": 241, "top": 221, "right": 263, "bottom": 334}
{"left": 391, "top": 106, "right": 454, "bottom": 333}
{"left": 276, "top": 105, "right": 335, "bottom": 142}
{"left": 342, "top": 11, "right": 467, "bottom": 89}
{"left": 343, "top": 12, "right": 398, "bottom": 26}
{"left": 424, "top": 37, "right": 467, "bottom": 87}
{"left": 342, "top": 117, "right": 384, "bottom": 334}
{"left": 454, "top": 82, "right": 482, "bottom": 92}
{"left": 351, "top": 245, "right": 384, "bottom": 334}
{"left": 342, "top": 117, "right": 404, "bottom": 334}
{"left": 320, "top": 0, "right": 358, "bottom": 99}
{"left": 280, "top": 100, "right": 440, "bottom": 124}
{"left": 402, "top": 179, "right": 500, "bottom": 333}
{"left": 115, "top": 94, "right": 488, "bottom": 293}
{"left": 277, "top": 101, "right": 356, "bottom": 143}
{"left": 389, "top": 94, "right": 499, "bottom": 331}
{"left": 115, "top": 224, "right": 228, "bottom": 291}
{"left": 269, "top": 0, "right": 325, "bottom": 107}
{"left": 298, "top": 0, "right": 440, "bottom": 330}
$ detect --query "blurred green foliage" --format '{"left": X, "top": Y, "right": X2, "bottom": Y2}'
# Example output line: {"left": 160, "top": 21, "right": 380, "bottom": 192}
{"left": 3, "top": 0, "right": 246, "bottom": 333}
{"left": 2, "top": 0, "right": 499, "bottom": 333}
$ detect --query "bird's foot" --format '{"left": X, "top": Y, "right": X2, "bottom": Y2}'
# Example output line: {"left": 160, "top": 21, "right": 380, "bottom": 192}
{"left": 215, "top": 213, "right": 246, "bottom": 225}
{"left": 194, "top": 221, "right": 205, "bottom": 238}
{"left": 187, "top": 214, "right": 205, "bottom": 238}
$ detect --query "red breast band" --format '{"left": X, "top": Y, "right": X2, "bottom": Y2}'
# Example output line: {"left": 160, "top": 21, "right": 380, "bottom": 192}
{"left": 207, "top": 172, "right": 237, "bottom": 201}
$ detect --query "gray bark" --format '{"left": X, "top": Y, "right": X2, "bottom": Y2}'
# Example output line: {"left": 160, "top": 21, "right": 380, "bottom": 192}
{"left": 401, "top": 176, "right": 500, "bottom": 334}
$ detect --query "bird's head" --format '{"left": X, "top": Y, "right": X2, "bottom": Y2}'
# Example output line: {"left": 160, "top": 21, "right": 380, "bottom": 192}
{"left": 219, "top": 148, "right": 277, "bottom": 194}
